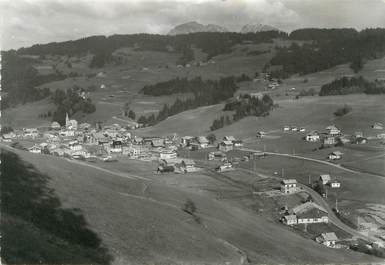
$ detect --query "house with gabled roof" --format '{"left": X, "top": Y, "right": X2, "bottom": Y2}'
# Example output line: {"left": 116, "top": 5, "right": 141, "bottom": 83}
{"left": 292, "top": 202, "right": 328, "bottom": 224}
{"left": 316, "top": 232, "right": 338, "bottom": 247}
{"left": 218, "top": 141, "right": 234, "bottom": 152}
{"left": 280, "top": 179, "right": 297, "bottom": 194}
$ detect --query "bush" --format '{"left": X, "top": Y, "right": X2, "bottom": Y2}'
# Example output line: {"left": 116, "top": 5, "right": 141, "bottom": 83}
{"left": 334, "top": 104, "right": 352, "bottom": 116}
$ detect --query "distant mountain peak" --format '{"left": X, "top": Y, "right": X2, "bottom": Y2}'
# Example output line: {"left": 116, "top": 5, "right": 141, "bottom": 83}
{"left": 168, "top": 21, "right": 229, "bottom": 35}
{"left": 240, "top": 23, "right": 279, "bottom": 33}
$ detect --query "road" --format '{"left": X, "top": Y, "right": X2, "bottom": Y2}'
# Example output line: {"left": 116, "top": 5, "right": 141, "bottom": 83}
{"left": 298, "top": 183, "right": 378, "bottom": 242}
{"left": 239, "top": 147, "right": 382, "bottom": 242}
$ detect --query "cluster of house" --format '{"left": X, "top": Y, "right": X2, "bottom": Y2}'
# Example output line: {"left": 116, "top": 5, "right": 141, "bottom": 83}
{"left": 280, "top": 175, "right": 344, "bottom": 248}
{"left": 180, "top": 135, "right": 243, "bottom": 153}
{"left": 304, "top": 123, "right": 385, "bottom": 146}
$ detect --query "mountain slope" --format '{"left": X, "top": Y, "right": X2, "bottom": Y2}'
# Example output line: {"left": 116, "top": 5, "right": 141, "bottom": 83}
{"left": 168, "top": 21, "right": 229, "bottom": 35}
{"left": 1, "top": 146, "right": 377, "bottom": 264}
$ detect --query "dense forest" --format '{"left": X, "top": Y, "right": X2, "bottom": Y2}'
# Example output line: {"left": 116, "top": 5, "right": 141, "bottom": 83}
{"left": 142, "top": 74, "right": 250, "bottom": 96}
{"left": 210, "top": 94, "right": 275, "bottom": 131}
{"left": 137, "top": 76, "right": 238, "bottom": 126}
{"left": 319, "top": 76, "right": 385, "bottom": 96}
{"left": 269, "top": 28, "right": 385, "bottom": 77}
{"left": 51, "top": 87, "right": 96, "bottom": 125}
{"left": 1, "top": 51, "right": 66, "bottom": 108}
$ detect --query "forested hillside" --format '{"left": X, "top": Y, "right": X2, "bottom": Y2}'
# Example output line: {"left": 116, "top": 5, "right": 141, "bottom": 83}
{"left": 269, "top": 28, "right": 385, "bottom": 77}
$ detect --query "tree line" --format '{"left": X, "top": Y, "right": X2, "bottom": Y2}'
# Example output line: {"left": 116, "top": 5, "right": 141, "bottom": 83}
{"left": 14, "top": 31, "right": 286, "bottom": 69}
{"left": 210, "top": 94, "right": 275, "bottom": 131}
{"left": 319, "top": 76, "right": 385, "bottom": 96}
{"left": 137, "top": 76, "right": 239, "bottom": 126}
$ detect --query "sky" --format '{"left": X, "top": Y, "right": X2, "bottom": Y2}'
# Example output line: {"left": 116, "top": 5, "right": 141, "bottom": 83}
{"left": 1, "top": 0, "right": 385, "bottom": 50}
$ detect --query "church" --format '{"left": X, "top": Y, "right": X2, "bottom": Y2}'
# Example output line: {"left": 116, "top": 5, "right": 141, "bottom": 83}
{"left": 65, "top": 113, "right": 78, "bottom": 130}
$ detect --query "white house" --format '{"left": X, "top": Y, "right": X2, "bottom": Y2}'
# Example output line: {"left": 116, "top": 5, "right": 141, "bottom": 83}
{"left": 316, "top": 232, "right": 338, "bottom": 248}
{"left": 217, "top": 162, "right": 233, "bottom": 172}
{"left": 328, "top": 151, "right": 343, "bottom": 160}
{"left": 330, "top": 180, "right": 341, "bottom": 188}
{"left": 326, "top": 125, "right": 341, "bottom": 136}
{"left": 283, "top": 126, "right": 290, "bottom": 131}
{"left": 281, "top": 179, "right": 297, "bottom": 194}
{"left": 23, "top": 128, "right": 39, "bottom": 138}
{"left": 306, "top": 133, "right": 320, "bottom": 142}
{"left": 282, "top": 214, "right": 297, "bottom": 226}
{"left": 196, "top": 136, "right": 209, "bottom": 148}
{"left": 160, "top": 151, "right": 177, "bottom": 160}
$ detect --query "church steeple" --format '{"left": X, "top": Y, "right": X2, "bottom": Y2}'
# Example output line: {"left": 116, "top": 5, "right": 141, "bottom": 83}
{"left": 65, "top": 112, "right": 70, "bottom": 128}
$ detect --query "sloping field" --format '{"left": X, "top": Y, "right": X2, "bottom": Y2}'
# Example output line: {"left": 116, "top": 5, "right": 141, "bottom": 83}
{"left": 1, "top": 146, "right": 377, "bottom": 264}
{"left": 1, "top": 98, "right": 55, "bottom": 128}
{"left": 136, "top": 94, "right": 385, "bottom": 140}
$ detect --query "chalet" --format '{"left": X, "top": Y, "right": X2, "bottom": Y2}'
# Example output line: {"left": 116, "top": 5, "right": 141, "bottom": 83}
{"left": 23, "top": 128, "right": 39, "bottom": 138}
{"left": 218, "top": 141, "right": 233, "bottom": 152}
{"left": 151, "top": 138, "right": 165, "bottom": 148}
{"left": 316, "top": 232, "right": 338, "bottom": 248}
{"left": 159, "top": 150, "right": 177, "bottom": 160}
{"left": 330, "top": 180, "right": 341, "bottom": 188}
{"left": 323, "top": 136, "right": 336, "bottom": 145}
{"left": 69, "top": 141, "right": 82, "bottom": 151}
{"left": 293, "top": 202, "right": 328, "bottom": 224}
{"left": 328, "top": 151, "right": 343, "bottom": 160}
{"left": 372, "top": 122, "right": 383, "bottom": 130}
{"left": 280, "top": 179, "right": 297, "bottom": 194}
{"left": 306, "top": 132, "right": 320, "bottom": 142}
{"left": 196, "top": 136, "right": 209, "bottom": 148}
{"left": 181, "top": 159, "right": 198, "bottom": 173}
{"left": 319, "top": 174, "right": 331, "bottom": 185}
{"left": 282, "top": 214, "right": 297, "bottom": 226}
{"left": 28, "top": 145, "right": 42, "bottom": 154}
{"left": 208, "top": 151, "right": 226, "bottom": 161}
{"left": 217, "top": 162, "right": 233, "bottom": 172}
{"left": 133, "top": 136, "right": 143, "bottom": 144}
{"left": 181, "top": 136, "right": 194, "bottom": 147}
{"left": 326, "top": 125, "right": 341, "bottom": 136}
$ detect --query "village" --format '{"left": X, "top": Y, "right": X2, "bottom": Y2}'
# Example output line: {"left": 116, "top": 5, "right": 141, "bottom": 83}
{"left": 2, "top": 111, "right": 385, "bottom": 255}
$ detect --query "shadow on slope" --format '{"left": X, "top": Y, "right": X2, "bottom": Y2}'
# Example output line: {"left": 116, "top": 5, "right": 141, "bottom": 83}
{"left": 0, "top": 150, "right": 112, "bottom": 264}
